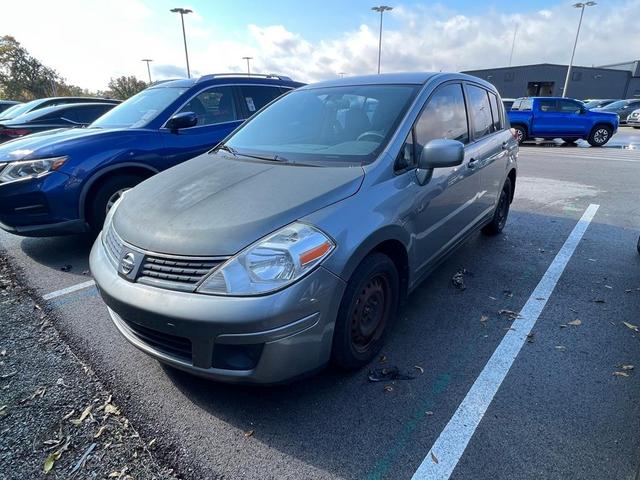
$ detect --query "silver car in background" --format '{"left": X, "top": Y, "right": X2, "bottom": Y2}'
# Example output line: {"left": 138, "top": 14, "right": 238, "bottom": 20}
{"left": 90, "top": 72, "right": 518, "bottom": 384}
{"left": 627, "top": 108, "right": 640, "bottom": 128}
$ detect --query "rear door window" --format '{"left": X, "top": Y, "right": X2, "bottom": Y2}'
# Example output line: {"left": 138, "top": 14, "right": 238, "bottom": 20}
{"left": 238, "top": 86, "right": 283, "bottom": 116}
{"left": 66, "top": 105, "right": 112, "bottom": 124}
{"left": 415, "top": 83, "right": 469, "bottom": 153}
{"left": 538, "top": 99, "right": 557, "bottom": 112}
{"left": 466, "top": 84, "right": 493, "bottom": 140}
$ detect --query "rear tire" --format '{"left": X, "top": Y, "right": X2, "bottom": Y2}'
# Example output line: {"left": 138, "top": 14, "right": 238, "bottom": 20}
{"left": 87, "top": 174, "right": 145, "bottom": 233}
{"left": 482, "top": 177, "right": 512, "bottom": 236}
{"left": 331, "top": 253, "right": 399, "bottom": 370}
{"left": 587, "top": 125, "right": 612, "bottom": 147}
{"left": 512, "top": 125, "right": 527, "bottom": 145}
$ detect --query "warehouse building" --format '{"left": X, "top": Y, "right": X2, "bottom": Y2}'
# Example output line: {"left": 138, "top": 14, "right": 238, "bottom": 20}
{"left": 463, "top": 60, "right": 640, "bottom": 100}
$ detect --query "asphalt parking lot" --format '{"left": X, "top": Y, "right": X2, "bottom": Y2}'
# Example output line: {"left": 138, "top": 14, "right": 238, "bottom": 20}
{"left": 1, "top": 127, "right": 640, "bottom": 480}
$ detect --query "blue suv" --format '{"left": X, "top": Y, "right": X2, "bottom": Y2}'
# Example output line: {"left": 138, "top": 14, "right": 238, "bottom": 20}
{"left": 0, "top": 74, "right": 303, "bottom": 236}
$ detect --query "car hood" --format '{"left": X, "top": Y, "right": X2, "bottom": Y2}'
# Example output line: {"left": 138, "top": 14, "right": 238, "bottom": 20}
{"left": 113, "top": 153, "right": 365, "bottom": 256}
{"left": 0, "top": 127, "right": 125, "bottom": 161}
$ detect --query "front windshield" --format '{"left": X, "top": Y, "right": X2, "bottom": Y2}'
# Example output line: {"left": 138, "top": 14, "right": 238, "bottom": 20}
{"left": 224, "top": 84, "right": 419, "bottom": 165}
{"left": 0, "top": 99, "right": 41, "bottom": 120}
{"left": 91, "top": 87, "right": 188, "bottom": 129}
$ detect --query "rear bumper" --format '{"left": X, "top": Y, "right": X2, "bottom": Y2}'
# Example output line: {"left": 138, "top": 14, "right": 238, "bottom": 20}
{"left": 90, "top": 236, "right": 347, "bottom": 384}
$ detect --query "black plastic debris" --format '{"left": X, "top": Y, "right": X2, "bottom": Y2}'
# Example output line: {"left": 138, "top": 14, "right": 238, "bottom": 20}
{"left": 368, "top": 366, "right": 416, "bottom": 382}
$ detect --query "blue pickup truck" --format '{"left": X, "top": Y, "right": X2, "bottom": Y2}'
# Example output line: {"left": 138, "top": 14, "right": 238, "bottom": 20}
{"left": 508, "top": 97, "right": 619, "bottom": 146}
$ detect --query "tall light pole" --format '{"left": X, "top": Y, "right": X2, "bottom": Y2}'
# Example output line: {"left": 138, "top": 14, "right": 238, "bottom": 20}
{"left": 562, "top": 2, "right": 596, "bottom": 97}
{"left": 508, "top": 24, "right": 518, "bottom": 67}
{"left": 141, "top": 59, "right": 153, "bottom": 83}
{"left": 170, "top": 7, "right": 192, "bottom": 78}
{"left": 371, "top": 5, "right": 393, "bottom": 74}
{"left": 242, "top": 56, "right": 253, "bottom": 76}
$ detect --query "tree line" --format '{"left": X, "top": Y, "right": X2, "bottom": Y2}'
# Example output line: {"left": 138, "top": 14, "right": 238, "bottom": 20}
{"left": 0, "top": 36, "right": 148, "bottom": 101}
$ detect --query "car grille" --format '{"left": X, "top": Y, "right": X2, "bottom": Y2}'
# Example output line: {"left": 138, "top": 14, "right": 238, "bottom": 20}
{"left": 103, "top": 224, "right": 123, "bottom": 268}
{"left": 138, "top": 256, "right": 223, "bottom": 291}
{"left": 102, "top": 224, "right": 227, "bottom": 292}
{"left": 121, "top": 317, "right": 192, "bottom": 362}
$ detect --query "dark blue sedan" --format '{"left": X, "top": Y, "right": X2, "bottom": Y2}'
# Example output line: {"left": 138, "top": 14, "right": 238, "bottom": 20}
{"left": 0, "top": 74, "right": 303, "bottom": 236}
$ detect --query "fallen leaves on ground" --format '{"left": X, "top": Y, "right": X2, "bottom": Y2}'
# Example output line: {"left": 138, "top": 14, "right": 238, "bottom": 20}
{"left": 613, "top": 371, "right": 629, "bottom": 377}
{"left": 43, "top": 450, "right": 61, "bottom": 474}
{"left": 620, "top": 364, "right": 634, "bottom": 371}
{"left": 244, "top": 430, "right": 254, "bottom": 437}
{"left": 383, "top": 385, "right": 394, "bottom": 393}
{"left": 526, "top": 332, "right": 535, "bottom": 343}
{"left": 567, "top": 319, "right": 582, "bottom": 326}
{"left": 623, "top": 322, "right": 639, "bottom": 332}
{"left": 431, "top": 452, "right": 439, "bottom": 464}
{"left": 480, "top": 315, "right": 489, "bottom": 327}
{"left": 555, "top": 345, "right": 566, "bottom": 351}
{"left": 70, "top": 404, "right": 93, "bottom": 426}
{"left": 413, "top": 365, "right": 424, "bottom": 374}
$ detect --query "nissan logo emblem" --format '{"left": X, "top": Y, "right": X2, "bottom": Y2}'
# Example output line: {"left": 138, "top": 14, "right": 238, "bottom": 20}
{"left": 120, "top": 252, "right": 136, "bottom": 275}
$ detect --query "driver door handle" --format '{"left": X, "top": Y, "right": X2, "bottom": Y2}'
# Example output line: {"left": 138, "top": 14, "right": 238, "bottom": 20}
{"left": 468, "top": 157, "right": 478, "bottom": 169}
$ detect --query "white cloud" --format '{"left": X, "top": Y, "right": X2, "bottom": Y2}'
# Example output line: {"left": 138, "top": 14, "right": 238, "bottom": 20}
{"left": 1, "top": 0, "right": 638, "bottom": 90}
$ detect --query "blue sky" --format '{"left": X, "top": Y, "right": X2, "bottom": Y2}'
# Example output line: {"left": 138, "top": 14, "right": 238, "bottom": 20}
{"left": 1, "top": 0, "right": 636, "bottom": 89}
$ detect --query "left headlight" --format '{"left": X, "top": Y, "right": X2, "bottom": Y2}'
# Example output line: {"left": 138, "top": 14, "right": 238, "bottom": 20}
{"left": 197, "top": 222, "right": 335, "bottom": 296}
{"left": 0, "top": 157, "right": 67, "bottom": 185}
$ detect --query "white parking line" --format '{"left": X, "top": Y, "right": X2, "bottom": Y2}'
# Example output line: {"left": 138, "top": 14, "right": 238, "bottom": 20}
{"left": 411, "top": 203, "right": 599, "bottom": 480}
{"left": 42, "top": 280, "right": 96, "bottom": 301}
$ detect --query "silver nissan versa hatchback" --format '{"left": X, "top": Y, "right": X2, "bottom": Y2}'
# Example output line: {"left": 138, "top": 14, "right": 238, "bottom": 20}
{"left": 90, "top": 73, "right": 518, "bottom": 384}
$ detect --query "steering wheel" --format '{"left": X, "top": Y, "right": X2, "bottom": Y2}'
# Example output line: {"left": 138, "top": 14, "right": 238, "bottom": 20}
{"left": 356, "top": 131, "right": 384, "bottom": 142}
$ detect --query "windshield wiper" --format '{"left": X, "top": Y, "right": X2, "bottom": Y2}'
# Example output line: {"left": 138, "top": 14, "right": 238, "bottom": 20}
{"left": 214, "top": 144, "right": 239, "bottom": 156}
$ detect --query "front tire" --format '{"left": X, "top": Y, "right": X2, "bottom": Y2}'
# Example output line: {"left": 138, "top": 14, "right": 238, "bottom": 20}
{"left": 587, "top": 125, "right": 612, "bottom": 147}
{"left": 482, "top": 177, "right": 512, "bottom": 236}
{"left": 87, "top": 174, "right": 145, "bottom": 232}
{"left": 331, "top": 253, "right": 399, "bottom": 370}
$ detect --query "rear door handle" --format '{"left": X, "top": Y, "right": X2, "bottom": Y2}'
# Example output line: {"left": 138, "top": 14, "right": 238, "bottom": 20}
{"left": 468, "top": 158, "right": 478, "bottom": 169}
{"left": 501, "top": 141, "right": 509, "bottom": 150}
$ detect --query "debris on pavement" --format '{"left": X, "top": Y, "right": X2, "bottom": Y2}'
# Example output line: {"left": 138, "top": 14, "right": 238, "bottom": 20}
{"left": 622, "top": 322, "right": 639, "bottom": 332}
{"left": 567, "top": 319, "right": 582, "bottom": 326}
{"left": 0, "top": 250, "right": 178, "bottom": 480}
{"left": 59, "top": 264, "right": 72, "bottom": 272}
{"left": 368, "top": 366, "right": 416, "bottom": 382}
{"left": 499, "top": 309, "right": 521, "bottom": 320}
{"left": 451, "top": 269, "right": 467, "bottom": 290}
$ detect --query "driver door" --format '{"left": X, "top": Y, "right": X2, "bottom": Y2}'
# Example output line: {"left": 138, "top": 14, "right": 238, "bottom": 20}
{"left": 161, "top": 86, "right": 243, "bottom": 167}
{"left": 405, "top": 82, "right": 482, "bottom": 276}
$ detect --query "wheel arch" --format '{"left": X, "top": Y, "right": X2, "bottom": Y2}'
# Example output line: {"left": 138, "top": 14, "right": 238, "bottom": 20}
{"left": 333, "top": 226, "right": 411, "bottom": 301}
{"left": 78, "top": 162, "right": 158, "bottom": 220}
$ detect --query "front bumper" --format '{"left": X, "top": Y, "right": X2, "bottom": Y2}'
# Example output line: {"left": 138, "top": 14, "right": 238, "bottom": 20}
{"left": 627, "top": 116, "right": 640, "bottom": 127}
{"left": 0, "top": 171, "right": 87, "bottom": 237}
{"left": 90, "top": 236, "right": 347, "bottom": 384}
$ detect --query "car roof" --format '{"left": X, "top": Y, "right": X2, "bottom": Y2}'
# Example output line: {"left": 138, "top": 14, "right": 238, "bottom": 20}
{"left": 3, "top": 102, "right": 115, "bottom": 124}
{"left": 298, "top": 72, "right": 494, "bottom": 90}
{"left": 150, "top": 73, "right": 304, "bottom": 90}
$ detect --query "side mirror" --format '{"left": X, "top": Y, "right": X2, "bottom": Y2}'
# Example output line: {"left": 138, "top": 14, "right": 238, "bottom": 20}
{"left": 416, "top": 139, "right": 464, "bottom": 185}
{"left": 166, "top": 112, "right": 197, "bottom": 132}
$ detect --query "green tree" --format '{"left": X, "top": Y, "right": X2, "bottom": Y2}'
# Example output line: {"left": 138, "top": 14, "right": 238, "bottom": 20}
{"left": 106, "top": 76, "right": 147, "bottom": 100}
{"left": 0, "top": 35, "right": 63, "bottom": 100}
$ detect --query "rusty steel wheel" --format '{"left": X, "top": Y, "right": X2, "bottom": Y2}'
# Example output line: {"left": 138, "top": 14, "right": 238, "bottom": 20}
{"left": 350, "top": 274, "right": 391, "bottom": 354}
{"left": 332, "top": 252, "right": 399, "bottom": 370}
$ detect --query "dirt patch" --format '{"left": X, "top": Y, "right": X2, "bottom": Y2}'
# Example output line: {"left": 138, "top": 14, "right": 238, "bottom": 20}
{"left": 0, "top": 250, "right": 179, "bottom": 479}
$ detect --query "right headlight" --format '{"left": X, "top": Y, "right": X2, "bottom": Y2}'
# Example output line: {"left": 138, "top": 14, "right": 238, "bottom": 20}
{"left": 197, "top": 222, "right": 335, "bottom": 296}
